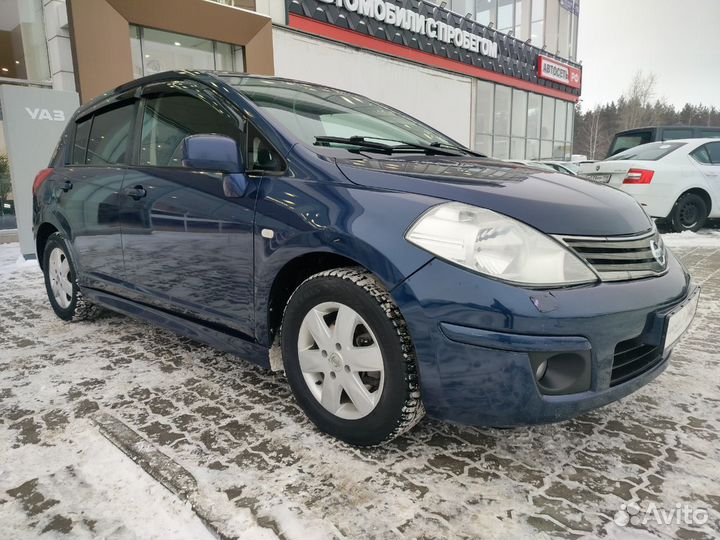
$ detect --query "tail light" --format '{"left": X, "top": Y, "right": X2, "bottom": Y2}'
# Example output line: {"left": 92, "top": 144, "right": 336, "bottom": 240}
{"left": 32, "top": 168, "right": 54, "bottom": 193}
{"left": 623, "top": 169, "right": 654, "bottom": 184}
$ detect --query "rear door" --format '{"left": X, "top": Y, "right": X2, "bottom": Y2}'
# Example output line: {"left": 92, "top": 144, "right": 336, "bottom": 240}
{"left": 118, "top": 80, "right": 258, "bottom": 336}
{"left": 57, "top": 96, "right": 137, "bottom": 294}
{"left": 690, "top": 142, "right": 720, "bottom": 216}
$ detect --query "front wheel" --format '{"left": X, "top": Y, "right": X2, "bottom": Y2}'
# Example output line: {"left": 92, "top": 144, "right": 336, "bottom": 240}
{"left": 669, "top": 193, "right": 708, "bottom": 232}
{"left": 281, "top": 268, "right": 424, "bottom": 446}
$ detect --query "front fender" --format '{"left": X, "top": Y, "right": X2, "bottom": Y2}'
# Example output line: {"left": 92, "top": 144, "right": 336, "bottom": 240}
{"left": 252, "top": 176, "right": 439, "bottom": 345}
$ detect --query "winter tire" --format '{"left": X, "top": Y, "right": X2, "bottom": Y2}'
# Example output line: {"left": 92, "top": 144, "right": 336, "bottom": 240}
{"left": 669, "top": 193, "right": 708, "bottom": 232}
{"left": 281, "top": 267, "right": 424, "bottom": 446}
{"left": 42, "top": 232, "right": 100, "bottom": 321}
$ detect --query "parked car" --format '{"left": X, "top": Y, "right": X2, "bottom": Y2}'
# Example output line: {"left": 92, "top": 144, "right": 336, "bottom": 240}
{"left": 580, "top": 139, "right": 720, "bottom": 232}
{"left": 607, "top": 125, "right": 720, "bottom": 158}
{"left": 539, "top": 160, "right": 579, "bottom": 175}
{"left": 33, "top": 71, "right": 699, "bottom": 446}
{"left": 505, "top": 160, "right": 577, "bottom": 175}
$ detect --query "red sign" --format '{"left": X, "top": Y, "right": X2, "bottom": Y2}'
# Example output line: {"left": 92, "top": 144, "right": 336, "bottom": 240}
{"left": 538, "top": 55, "right": 581, "bottom": 90}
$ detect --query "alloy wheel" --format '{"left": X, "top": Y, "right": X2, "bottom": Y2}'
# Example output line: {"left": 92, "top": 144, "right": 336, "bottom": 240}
{"left": 48, "top": 247, "right": 73, "bottom": 309}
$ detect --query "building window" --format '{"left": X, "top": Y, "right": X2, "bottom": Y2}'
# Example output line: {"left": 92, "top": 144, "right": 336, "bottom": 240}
{"left": 476, "top": 0, "right": 497, "bottom": 25}
{"left": 0, "top": 0, "right": 50, "bottom": 82}
{"left": 474, "top": 80, "right": 574, "bottom": 160}
{"left": 530, "top": 0, "right": 545, "bottom": 46}
{"left": 497, "top": 0, "right": 515, "bottom": 34}
{"left": 475, "top": 81, "right": 494, "bottom": 156}
{"left": 129, "top": 26, "right": 244, "bottom": 79}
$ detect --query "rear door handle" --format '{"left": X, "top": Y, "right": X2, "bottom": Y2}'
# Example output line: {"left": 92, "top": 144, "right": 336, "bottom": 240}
{"left": 61, "top": 180, "right": 73, "bottom": 192}
{"left": 125, "top": 185, "right": 147, "bottom": 200}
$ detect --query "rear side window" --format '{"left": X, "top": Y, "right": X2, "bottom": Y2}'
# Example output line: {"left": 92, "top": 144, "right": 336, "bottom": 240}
{"left": 608, "top": 142, "right": 686, "bottom": 161}
{"left": 691, "top": 145, "right": 712, "bottom": 164}
{"left": 85, "top": 102, "right": 135, "bottom": 165}
{"left": 608, "top": 131, "right": 652, "bottom": 157}
{"left": 71, "top": 117, "right": 92, "bottom": 164}
{"left": 662, "top": 128, "right": 693, "bottom": 140}
{"left": 706, "top": 142, "right": 720, "bottom": 164}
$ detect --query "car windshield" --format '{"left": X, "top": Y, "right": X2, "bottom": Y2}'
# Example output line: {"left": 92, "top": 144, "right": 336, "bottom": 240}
{"left": 223, "top": 76, "right": 460, "bottom": 150}
{"left": 608, "top": 141, "right": 686, "bottom": 161}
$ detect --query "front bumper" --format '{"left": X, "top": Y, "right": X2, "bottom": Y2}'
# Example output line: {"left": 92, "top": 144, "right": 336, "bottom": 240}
{"left": 392, "top": 250, "right": 696, "bottom": 426}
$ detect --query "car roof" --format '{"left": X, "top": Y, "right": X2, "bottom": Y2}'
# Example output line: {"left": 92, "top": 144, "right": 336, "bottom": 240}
{"left": 615, "top": 125, "right": 720, "bottom": 135}
{"left": 74, "top": 70, "right": 378, "bottom": 120}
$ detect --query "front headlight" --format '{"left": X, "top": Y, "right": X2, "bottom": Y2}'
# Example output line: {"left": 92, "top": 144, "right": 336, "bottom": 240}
{"left": 405, "top": 202, "right": 598, "bottom": 287}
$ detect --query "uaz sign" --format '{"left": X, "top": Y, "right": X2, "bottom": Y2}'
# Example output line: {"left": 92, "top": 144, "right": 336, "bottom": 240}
{"left": 25, "top": 107, "right": 66, "bottom": 121}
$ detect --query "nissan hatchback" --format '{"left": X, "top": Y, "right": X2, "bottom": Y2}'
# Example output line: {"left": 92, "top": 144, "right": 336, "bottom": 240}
{"left": 33, "top": 72, "right": 699, "bottom": 446}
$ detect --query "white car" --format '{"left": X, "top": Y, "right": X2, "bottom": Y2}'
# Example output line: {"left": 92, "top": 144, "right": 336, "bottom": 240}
{"left": 579, "top": 139, "right": 720, "bottom": 231}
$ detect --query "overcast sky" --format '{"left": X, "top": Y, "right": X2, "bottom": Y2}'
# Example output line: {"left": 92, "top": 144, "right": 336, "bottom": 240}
{"left": 577, "top": 0, "right": 720, "bottom": 111}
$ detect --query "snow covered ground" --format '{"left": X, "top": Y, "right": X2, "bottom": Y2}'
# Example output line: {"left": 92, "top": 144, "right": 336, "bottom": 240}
{"left": 662, "top": 227, "right": 720, "bottom": 248}
{"left": 0, "top": 236, "right": 719, "bottom": 540}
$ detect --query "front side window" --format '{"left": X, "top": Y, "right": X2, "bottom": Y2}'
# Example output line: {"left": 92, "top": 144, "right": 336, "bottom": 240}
{"left": 662, "top": 128, "right": 693, "bottom": 141}
{"left": 85, "top": 103, "right": 136, "bottom": 165}
{"left": 139, "top": 84, "right": 242, "bottom": 167}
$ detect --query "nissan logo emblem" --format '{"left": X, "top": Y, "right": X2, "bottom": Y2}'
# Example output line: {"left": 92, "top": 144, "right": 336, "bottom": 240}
{"left": 650, "top": 240, "right": 665, "bottom": 266}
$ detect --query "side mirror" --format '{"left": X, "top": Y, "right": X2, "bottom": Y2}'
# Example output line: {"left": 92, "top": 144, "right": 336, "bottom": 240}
{"left": 181, "top": 134, "right": 243, "bottom": 173}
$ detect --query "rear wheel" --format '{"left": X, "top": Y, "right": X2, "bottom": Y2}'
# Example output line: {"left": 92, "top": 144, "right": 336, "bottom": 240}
{"left": 281, "top": 268, "right": 424, "bottom": 446}
{"left": 669, "top": 193, "right": 708, "bottom": 232}
{"left": 42, "top": 232, "right": 100, "bottom": 321}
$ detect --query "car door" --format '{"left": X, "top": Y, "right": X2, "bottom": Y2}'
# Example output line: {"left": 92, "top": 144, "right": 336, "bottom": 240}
{"left": 118, "top": 80, "right": 258, "bottom": 336}
{"left": 57, "top": 96, "right": 137, "bottom": 294}
{"left": 692, "top": 142, "right": 720, "bottom": 216}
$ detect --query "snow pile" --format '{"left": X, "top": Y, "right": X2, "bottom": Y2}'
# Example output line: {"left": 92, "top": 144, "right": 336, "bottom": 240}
{"left": 662, "top": 228, "right": 720, "bottom": 248}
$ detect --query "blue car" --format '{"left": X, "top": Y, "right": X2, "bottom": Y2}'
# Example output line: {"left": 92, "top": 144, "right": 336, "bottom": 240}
{"left": 33, "top": 71, "right": 699, "bottom": 446}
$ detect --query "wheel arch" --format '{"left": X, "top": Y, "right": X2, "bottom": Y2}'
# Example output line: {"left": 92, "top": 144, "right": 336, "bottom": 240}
{"left": 262, "top": 250, "right": 367, "bottom": 349}
{"left": 257, "top": 226, "right": 430, "bottom": 349}
{"left": 35, "top": 222, "right": 59, "bottom": 270}
{"left": 670, "top": 187, "right": 712, "bottom": 218}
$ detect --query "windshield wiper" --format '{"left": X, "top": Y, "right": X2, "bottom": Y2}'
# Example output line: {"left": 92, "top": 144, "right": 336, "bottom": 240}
{"left": 429, "top": 141, "right": 486, "bottom": 158}
{"left": 314, "top": 135, "right": 464, "bottom": 156}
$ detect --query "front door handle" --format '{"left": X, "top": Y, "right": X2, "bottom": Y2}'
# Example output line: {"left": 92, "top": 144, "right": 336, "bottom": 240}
{"left": 61, "top": 180, "right": 73, "bottom": 192}
{"left": 125, "top": 185, "right": 147, "bottom": 200}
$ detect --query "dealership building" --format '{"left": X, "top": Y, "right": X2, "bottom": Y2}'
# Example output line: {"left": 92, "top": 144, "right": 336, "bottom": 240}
{"left": 0, "top": 0, "right": 581, "bottom": 161}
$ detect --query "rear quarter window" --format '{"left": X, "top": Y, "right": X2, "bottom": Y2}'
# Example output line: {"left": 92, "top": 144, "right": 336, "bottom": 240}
{"left": 690, "top": 145, "right": 712, "bottom": 164}
{"left": 85, "top": 102, "right": 136, "bottom": 165}
{"left": 608, "top": 142, "right": 686, "bottom": 161}
{"left": 71, "top": 117, "right": 92, "bottom": 165}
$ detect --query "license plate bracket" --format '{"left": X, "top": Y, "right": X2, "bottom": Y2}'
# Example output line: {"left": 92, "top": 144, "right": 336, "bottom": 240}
{"left": 664, "top": 289, "right": 700, "bottom": 353}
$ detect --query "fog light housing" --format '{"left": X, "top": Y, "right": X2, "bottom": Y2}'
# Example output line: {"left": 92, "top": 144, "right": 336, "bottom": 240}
{"left": 529, "top": 351, "right": 592, "bottom": 395}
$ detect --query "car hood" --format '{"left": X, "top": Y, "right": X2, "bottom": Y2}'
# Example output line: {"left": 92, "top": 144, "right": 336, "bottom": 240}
{"left": 336, "top": 156, "right": 653, "bottom": 236}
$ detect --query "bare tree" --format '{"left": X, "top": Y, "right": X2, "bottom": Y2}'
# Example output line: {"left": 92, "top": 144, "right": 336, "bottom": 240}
{"left": 621, "top": 71, "right": 658, "bottom": 129}
{"left": 583, "top": 110, "right": 604, "bottom": 159}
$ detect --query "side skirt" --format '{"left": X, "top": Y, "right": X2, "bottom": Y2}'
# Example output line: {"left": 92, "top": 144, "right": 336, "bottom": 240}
{"left": 82, "top": 288, "right": 271, "bottom": 369}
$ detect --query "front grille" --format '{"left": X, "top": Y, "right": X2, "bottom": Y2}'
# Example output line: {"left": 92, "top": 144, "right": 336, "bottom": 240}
{"left": 556, "top": 230, "right": 667, "bottom": 282}
{"left": 610, "top": 337, "right": 663, "bottom": 387}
